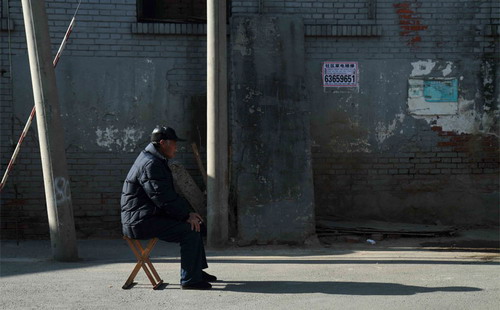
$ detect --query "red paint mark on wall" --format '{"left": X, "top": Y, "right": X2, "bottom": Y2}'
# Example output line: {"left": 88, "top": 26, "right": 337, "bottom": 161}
{"left": 432, "top": 126, "right": 500, "bottom": 154}
{"left": 394, "top": 2, "right": 428, "bottom": 47}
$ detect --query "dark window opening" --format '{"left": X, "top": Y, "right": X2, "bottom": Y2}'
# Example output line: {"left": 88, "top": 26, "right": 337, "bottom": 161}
{"left": 137, "top": 0, "right": 207, "bottom": 23}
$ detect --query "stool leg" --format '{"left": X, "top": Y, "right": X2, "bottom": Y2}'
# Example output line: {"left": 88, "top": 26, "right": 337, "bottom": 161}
{"left": 122, "top": 262, "right": 142, "bottom": 289}
{"left": 136, "top": 239, "right": 163, "bottom": 283}
{"left": 135, "top": 239, "right": 164, "bottom": 289}
{"left": 122, "top": 237, "right": 143, "bottom": 289}
{"left": 123, "top": 237, "right": 164, "bottom": 290}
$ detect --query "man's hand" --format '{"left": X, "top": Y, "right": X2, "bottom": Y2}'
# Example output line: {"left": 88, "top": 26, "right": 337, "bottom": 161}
{"left": 186, "top": 212, "right": 203, "bottom": 232}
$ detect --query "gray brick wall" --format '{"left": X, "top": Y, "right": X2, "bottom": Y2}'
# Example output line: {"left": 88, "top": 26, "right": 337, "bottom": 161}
{"left": 1, "top": 0, "right": 207, "bottom": 239}
{"left": 302, "top": 1, "right": 499, "bottom": 224}
{"left": 1, "top": 0, "right": 498, "bottom": 239}
{"left": 312, "top": 126, "right": 499, "bottom": 224}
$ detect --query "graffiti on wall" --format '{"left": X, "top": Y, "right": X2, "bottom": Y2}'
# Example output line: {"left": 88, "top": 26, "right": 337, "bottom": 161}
{"left": 394, "top": 2, "right": 428, "bottom": 46}
{"left": 54, "top": 177, "right": 71, "bottom": 204}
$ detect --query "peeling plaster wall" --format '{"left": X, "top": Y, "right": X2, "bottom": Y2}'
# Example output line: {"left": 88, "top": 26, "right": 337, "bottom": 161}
{"left": 300, "top": 0, "right": 500, "bottom": 227}
{"left": 309, "top": 58, "right": 499, "bottom": 225}
{"left": 407, "top": 59, "right": 498, "bottom": 135}
{"left": 4, "top": 54, "right": 207, "bottom": 239}
{"left": 308, "top": 57, "right": 498, "bottom": 226}
{"left": 12, "top": 56, "right": 206, "bottom": 153}
{"left": 1, "top": 2, "right": 208, "bottom": 239}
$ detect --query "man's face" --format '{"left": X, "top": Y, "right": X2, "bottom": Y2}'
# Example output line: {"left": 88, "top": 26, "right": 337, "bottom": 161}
{"left": 160, "top": 139, "right": 177, "bottom": 158}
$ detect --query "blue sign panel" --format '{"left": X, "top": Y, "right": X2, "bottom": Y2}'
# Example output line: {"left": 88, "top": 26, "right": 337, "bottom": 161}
{"left": 423, "top": 79, "right": 458, "bottom": 102}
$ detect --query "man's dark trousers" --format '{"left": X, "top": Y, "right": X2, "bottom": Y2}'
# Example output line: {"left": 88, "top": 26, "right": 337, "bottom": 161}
{"left": 145, "top": 217, "right": 208, "bottom": 285}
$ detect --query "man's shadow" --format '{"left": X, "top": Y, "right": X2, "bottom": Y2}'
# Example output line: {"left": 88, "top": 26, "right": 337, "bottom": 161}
{"left": 213, "top": 281, "right": 481, "bottom": 295}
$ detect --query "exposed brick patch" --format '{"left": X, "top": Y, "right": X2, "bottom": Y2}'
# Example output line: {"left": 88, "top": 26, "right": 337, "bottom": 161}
{"left": 313, "top": 125, "right": 499, "bottom": 224}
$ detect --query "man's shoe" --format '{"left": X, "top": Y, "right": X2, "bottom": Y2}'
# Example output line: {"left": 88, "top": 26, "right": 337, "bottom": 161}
{"left": 202, "top": 271, "right": 217, "bottom": 282}
{"left": 181, "top": 281, "right": 212, "bottom": 290}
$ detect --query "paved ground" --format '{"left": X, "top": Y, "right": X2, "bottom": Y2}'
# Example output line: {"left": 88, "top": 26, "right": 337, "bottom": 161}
{"left": 1, "top": 230, "right": 499, "bottom": 310}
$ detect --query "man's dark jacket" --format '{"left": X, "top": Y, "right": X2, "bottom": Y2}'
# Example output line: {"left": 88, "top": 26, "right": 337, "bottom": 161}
{"left": 121, "top": 143, "right": 191, "bottom": 239}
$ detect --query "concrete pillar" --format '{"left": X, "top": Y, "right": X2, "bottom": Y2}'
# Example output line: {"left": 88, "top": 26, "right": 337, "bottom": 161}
{"left": 230, "top": 16, "right": 316, "bottom": 243}
{"left": 21, "top": 0, "right": 78, "bottom": 261}
{"left": 206, "top": 0, "right": 228, "bottom": 247}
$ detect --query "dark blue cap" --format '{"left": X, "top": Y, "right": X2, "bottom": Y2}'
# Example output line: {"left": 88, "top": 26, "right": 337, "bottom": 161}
{"left": 151, "top": 126, "right": 186, "bottom": 142}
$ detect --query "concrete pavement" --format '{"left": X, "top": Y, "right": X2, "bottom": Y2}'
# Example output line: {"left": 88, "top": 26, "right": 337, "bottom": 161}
{"left": 1, "top": 235, "right": 499, "bottom": 310}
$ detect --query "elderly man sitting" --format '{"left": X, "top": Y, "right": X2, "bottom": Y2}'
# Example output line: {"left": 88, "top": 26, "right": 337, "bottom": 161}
{"left": 121, "top": 126, "right": 216, "bottom": 290}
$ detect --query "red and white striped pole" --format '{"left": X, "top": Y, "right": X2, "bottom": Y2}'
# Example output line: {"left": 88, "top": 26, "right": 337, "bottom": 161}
{"left": 53, "top": 16, "right": 75, "bottom": 67}
{"left": 0, "top": 15, "right": 76, "bottom": 192}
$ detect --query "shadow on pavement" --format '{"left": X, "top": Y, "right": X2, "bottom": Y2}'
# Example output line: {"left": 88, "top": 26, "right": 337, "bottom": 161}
{"left": 2, "top": 256, "right": 497, "bottom": 279}
{"left": 214, "top": 281, "right": 482, "bottom": 295}
{"left": 155, "top": 257, "right": 500, "bottom": 266}
{"left": 1, "top": 240, "right": 498, "bottom": 278}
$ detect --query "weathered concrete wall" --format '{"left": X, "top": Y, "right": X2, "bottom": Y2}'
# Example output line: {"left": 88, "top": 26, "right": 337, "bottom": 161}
{"left": 1, "top": 0, "right": 498, "bottom": 240}
{"left": 1, "top": 1, "right": 208, "bottom": 239}
{"left": 308, "top": 58, "right": 499, "bottom": 225}
{"left": 230, "top": 0, "right": 499, "bottom": 228}
{"left": 230, "top": 16, "right": 315, "bottom": 243}
{"left": 12, "top": 56, "right": 203, "bottom": 152}
{"left": 304, "top": 1, "right": 499, "bottom": 225}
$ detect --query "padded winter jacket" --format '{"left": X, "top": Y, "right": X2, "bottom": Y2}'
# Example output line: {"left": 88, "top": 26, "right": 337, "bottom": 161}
{"left": 120, "top": 143, "right": 191, "bottom": 238}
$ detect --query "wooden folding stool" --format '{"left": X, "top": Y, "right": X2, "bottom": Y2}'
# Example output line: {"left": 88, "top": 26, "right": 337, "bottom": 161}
{"left": 122, "top": 236, "right": 164, "bottom": 290}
